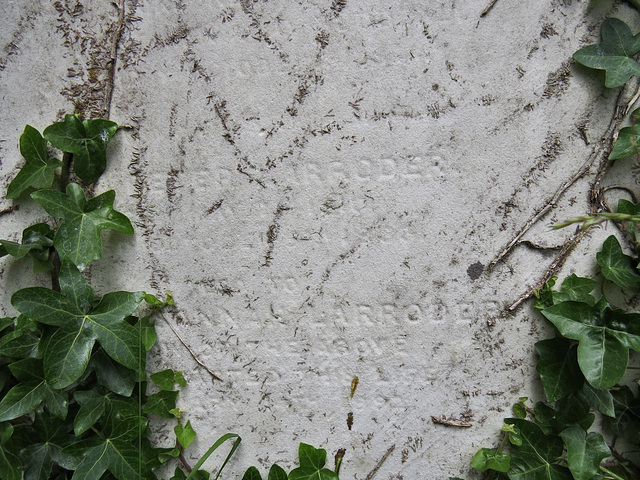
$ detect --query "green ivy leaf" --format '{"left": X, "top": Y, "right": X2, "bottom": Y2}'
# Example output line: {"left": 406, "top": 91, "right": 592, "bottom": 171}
{"left": 171, "top": 467, "right": 188, "bottom": 480}
{"left": 71, "top": 438, "right": 145, "bottom": 480}
{"left": 143, "top": 294, "right": 164, "bottom": 307}
{"left": 137, "top": 317, "right": 157, "bottom": 352}
{"left": 43, "top": 115, "right": 118, "bottom": 184}
{"left": 0, "top": 327, "right": 41, "bottom": 359}
{"left": 12, "top": 262, "right": 144, "bottom": 389}
{"left": 0, "top": 423, "right": 22, "bottom": 480}
{"left": 289, "top": 443, "right": 339, "bottom": 480}
{"left": 242, "top": 467, "right": 263, "bottom": 480}
{"left": 534, "top": 275, "right": 597, "bottom": 310}
{"left": 22, "top": 412, "right": 77, "bottom": 479}
{"left": 150, "top": 369, "right": 179, "bottom": 391}
{"left": 580, "top": 382, "right": 615, "bottom": 417}
{"left": 6, "top": 125, "right": 63, "bottom": 199}
{"left": 605, "top": 386, "right": 640, "bottom": 436}
{"left": 617, "top": 199, "right": 640, "bottom": 246}
{"left": 610, "top": 123, "right": 640, "bottom": 159}
{"left": 597, "top": 235, "right": 640, "bottom": 291}
{"left": 144, "top": 390, "right": 179, "bottom": 418}
{"left": 268, "top": 464, "right": 288, "bottom": 480}
{"left": 31, "top": 183, "right": 133, "bottom": 268}
{"left": 541, "top": 301, "right": 640, "bottom": 389}
{"left": 0, "top": 223, "right": 53, "bottom": 259}
{"left": 554, "top": 392, "right": 595, "bottom": 432}
{"left": 574, "top": 18, "right": 640, "bottom": 88}
{"left": 90, "top": 349, "right": 136, "bottom": 397}
{"left": 73, "top": 389, "right": 107, "bottom": 435}
{"left": 8, "top": 358, "right": 68, "bottom": 420}
{"left": 513, "top": 402, "right": 527, "bottom": 419}
{"left": 553, "top": 275, "right": 598, "bottom": 306}
{"left": 559, "top": 424, "right": 610, "bottom": 480}
{"left": 0, "top": 223, "right": 55, "bottom": 273}
{"left": 470, "top": 448, "right": 510, "bottom": 472}
{"left": 505, "top": 419, "right": 572, "bottom": 480}
{"left": 535, "top": 337, "right": 582, "bottom": 402}
{"left": 0, "top": 380, "right": 46, "bottom": 422}
{"left": 175, "top": 421, "right": 197, "bottom": 448}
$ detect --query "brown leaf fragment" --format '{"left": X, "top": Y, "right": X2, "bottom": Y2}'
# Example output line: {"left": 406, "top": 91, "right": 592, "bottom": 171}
{"left": 431, "top": 416, "right": 472, "bottom": 428}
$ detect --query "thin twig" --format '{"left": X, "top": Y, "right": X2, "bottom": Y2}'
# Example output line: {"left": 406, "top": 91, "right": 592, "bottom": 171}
{"left": 490, "top": 77, "right": 640, "bottom": 317}
{"left": 480, "top": 0, "right": 499, "bottom": 17}
{"left": 365, "top": 445, "right": 395, "bottom": 480}
{"left": 103, "top": 0, "right": 126, "bottom": 118}
{"left": 160, "top": 312, "right": 223, "bottom": 382}
{"left": 488, "top": 77, "right": 640, "bottom": 272}
{"left": 497, "top": 229, "right": 587, "bottom": 319}
{"left": 602, "top": 185, "right": 638, "bottom": 204}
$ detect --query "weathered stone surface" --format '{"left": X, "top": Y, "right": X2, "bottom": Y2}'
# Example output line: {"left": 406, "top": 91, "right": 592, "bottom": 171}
{"left": 1, "top": 1, "right": 636, "bottom": 478}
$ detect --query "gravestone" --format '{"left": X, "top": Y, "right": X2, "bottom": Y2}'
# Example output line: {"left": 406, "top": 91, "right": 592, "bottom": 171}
{"left": 0, "top": 1, "right": 633, "bottom": 478}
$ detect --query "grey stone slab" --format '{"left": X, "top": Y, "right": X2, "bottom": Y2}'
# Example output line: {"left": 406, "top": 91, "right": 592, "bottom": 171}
{"left": 1, "top": 1, "right": 636, "bottom": 478}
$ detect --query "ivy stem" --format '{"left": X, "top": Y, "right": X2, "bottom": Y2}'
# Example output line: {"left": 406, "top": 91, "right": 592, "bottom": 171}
{"left": 50, "top": 151, "right": 73, "bottom": 293}
{"left": 178, "top": 450, "right": 193, "bottom": 473}
{"left": 600, "top": 465, "right": 626, "bottom": 480}
{"left": 484, "top": 432, "right": 510, "bottom": 480}
{"left": 609, "top": 445, "right": 640, "bottom": 478}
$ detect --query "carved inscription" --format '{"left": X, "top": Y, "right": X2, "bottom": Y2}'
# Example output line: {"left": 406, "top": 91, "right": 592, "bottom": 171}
{"left": 294, "top": 154, "right": 446, "bottom": 184}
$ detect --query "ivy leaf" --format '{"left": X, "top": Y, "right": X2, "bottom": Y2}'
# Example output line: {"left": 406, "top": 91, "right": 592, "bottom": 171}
{"left": 0, "top": 326, "right": 41, "bottom": 359}
{"left": 242, "top": 467, "right": 262, "bottom": 480}
{"left": 0, "top": 423, "right": 22, "bottom": 480}
{"left": 617, "top": 199, "right": 640, "bottom": 247}
{"left": 12, "top": 262, "right": 144, "bottom": 389}
{"left": 559, "top": 424, "right": 610, "bottom": 480}
{"left": 505, "top": 419, "right": 572, "bottom": 480}
{"left": 71, "top": 439, "right": 145, "bottom": 480}
{"left": 150, "top": 369, "right": 185, "bottom": 391}
{"left": 21, "top": 412, "right": 77, "bottom": 480}
{"left": 289, "top": 443, "right": 339, "bottom": 480}
{"left": 470, "top": 448, "right": 511, "bottom": 472}
{"left": 31, "top": 183, "right": 133, "bottom": 268}
{"left": 554, "top": 392, "right": 595, "bottom": 432}
{"left": 90, "top": 349, "right": 136, "bottom": 397}
{"left": 0, "top": 223, "right": 55, "bottom": 274}
{"left": 0, "top": 223, "right": 54, "bottom": 261}
{"left": 6, "top": 125, "right": 63, "bottom": 199}
{"left": 610, "top": 123, "right": 640, "bottom": 159}
{"left": 535, "top": 337, "right": 583, "bottom": 402}
{"left": 43, "top": 115, "right": 118, "bottom": 184}
{"left": 73, "top": 389, "right": 107, "bottom": 436}
{"left": 268, "top": 464, "right": 288, "bottom": 480}
{"left": 597, "top": 235, "right": 640, "bottom": 291}
{"left": 144, "top": 390, "right": 179, "bottom": 418}
{"left": 8, "top": 358, "right": 68, "bottom": 420}
{"left": 541, "top": 301, "right": 640, "bottom": 389}
{"left": 171, "top": 467, "right": 188, "bottom": 480}
{"left": 241, "top": 466, "right": 288, "bottom": 480}
{"left": 175, "top": 421, "right": 196, "bottom": 448}
{"left": 553, "top": 275, "right": 597, "bottom": 306}
{"left": 581, "top": 382, "right": 615, "bottom": 417}
{"left": 534, "top": 275, "right": 597, "bottom": 310}
{"left": 150, "top": 369, "right": 179, "bottom": 391}
{"left": 605, "top": 386, "right": 640, "bottom": 437}
{"left": 574, "top": 18, "right": 640, "bottom": 88}
{"left": 137, "top": 317, "right": 157, "bottom": 352}
{"left": 0, "top": 380, "right": 46, "bottom": 422}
